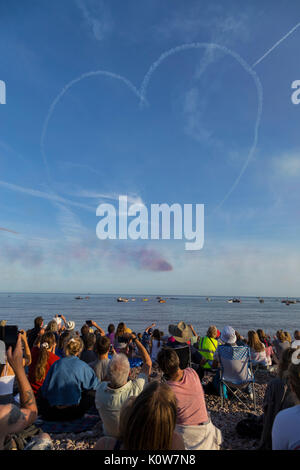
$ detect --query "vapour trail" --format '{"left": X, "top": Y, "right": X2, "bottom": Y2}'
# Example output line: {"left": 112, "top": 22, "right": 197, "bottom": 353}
{"left": 140, "top": 43, "right": 263, "bottom": 212}
{"left": 253, "top": 22, "right": 300, "bottom": 68}
{"left": 41, "top": 71, "right": 142, "bottom": 183}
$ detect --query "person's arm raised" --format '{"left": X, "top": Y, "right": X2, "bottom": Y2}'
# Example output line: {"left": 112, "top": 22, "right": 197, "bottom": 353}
{"left": 130, "top": 333, "right": 152, "bottom": 376}
{"left": 2, "top": 335, "right": 38, "bottom": 435}
{"left": 91, "top": 321, "right": 105, "bottom": 336}
{"left": 19, "top": 330, "right": 32, "bottom": 366}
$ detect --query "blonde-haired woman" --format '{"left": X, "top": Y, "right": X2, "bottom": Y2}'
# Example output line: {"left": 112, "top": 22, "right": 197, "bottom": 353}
{"left": 94, "top": 382, "right": 185, "bottom": 450}
{"left": 28, "top": 332, "right": 59, "bottom": 396}
{"left": 247, "top": 330, "right": 269, "bottom": 367}
{"left": 39, "top": 336, "right": 99, "bottom": 421}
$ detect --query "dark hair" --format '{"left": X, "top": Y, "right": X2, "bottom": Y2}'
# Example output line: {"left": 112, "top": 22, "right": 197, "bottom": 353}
{"left": 82, "top": 332, "right": 96, "bottom": 350}
{"left": 34, "top": 316, "right": 43, "bottom": 329}
{"left": 81, "top": 324, "right": 90, "bottom": 337}
{"left": 108, "top": 324, "right": 115, "bottom": 334}
{"left": 152, "top": 329, "right": 161, "bottom": 347}
{"left": 157, "top": 347, "right": 180, "bottom": 378}
{"left": 294, "top": 330, "right": 300, "bottom": 340}
{"left": 96, "top": 335, "right": 111, "bottom": 355}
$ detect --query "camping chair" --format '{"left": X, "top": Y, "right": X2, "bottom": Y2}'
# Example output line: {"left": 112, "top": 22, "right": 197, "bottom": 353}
{"left": 173, "top": 344, "right": 192, "bottom": 370}
{"left": 218, "top": 345, "right": 256, "bottom": 412}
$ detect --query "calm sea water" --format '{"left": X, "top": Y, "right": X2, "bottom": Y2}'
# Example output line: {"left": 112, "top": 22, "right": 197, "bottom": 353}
{"left": 0, "top": 293, "right": 299, "bottom": 338}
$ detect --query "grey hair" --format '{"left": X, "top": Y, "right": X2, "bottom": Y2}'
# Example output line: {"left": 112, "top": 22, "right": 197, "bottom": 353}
{"left": 108, "top": 353, "right": 130, "bottom": 388}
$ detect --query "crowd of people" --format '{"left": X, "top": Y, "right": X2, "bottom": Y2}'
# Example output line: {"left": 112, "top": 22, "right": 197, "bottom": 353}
{"left": 0, "top": 314, "right": 300, "bottom": 451}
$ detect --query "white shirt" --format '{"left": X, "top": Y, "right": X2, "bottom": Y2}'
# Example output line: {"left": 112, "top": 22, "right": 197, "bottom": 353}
{"left": 272, "top": 404, "right": 300, "bottom": 450}
{"left": 95, "top": 372, "right": 147, "bottom": 437}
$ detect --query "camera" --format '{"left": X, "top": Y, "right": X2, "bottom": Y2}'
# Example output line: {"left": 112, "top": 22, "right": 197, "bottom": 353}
{"left": 0, "top": 325, "right": 19, "bottom": 350}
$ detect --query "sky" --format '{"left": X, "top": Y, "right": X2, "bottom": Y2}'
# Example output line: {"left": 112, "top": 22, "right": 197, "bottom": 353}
{"left": 0, "top": 0, "right": 300, "bottom": 296}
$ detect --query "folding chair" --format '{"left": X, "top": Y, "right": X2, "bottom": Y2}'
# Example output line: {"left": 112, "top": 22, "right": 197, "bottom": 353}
{"left": 218, "top": 345, "right": 256, "bottom": 412}
{"left": 173, "top": 345, "right": 192, "bottom": 370}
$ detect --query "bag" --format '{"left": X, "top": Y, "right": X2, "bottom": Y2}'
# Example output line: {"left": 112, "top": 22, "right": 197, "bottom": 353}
{"left": 236, "top": 413, "right": 263, "bottom": 439}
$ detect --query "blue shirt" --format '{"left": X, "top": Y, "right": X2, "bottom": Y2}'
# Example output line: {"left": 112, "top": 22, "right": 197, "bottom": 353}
{"left": 41, "top": 356, "right": 99, "bottom": 406}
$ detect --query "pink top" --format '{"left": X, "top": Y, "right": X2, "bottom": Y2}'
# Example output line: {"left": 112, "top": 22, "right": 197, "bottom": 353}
{"left": 167, "top": 368, "right": 208, "bottom": 426}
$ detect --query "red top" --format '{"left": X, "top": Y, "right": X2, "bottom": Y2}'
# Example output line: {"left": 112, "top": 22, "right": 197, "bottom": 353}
{"left": 28, "top": 346, "right": 60, "bottom": 395}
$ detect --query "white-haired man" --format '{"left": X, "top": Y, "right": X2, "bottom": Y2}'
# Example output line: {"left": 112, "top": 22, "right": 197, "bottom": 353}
{"left": 95, "top": 333, "right": 152, "bottom": 437}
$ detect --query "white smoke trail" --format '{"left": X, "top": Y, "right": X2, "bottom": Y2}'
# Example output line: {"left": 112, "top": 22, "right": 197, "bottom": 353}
{"left": 41, "top": 70, "right": 143, "bottom": 183}
{"left": 253, "top": 22, "right": 300, "bottom": 68}
{"left": 140, "top": 43, "right": 263, "bottom": 212}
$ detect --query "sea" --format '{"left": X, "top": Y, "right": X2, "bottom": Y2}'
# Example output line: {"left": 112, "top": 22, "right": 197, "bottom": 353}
{"left": 0, "top": 293, "right": 299, "bottom": 338}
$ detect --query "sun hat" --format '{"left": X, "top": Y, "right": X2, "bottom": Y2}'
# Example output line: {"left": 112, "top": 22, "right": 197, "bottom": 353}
{"left": 220, "top": 326, "right": 237, "bottom": 345}
{"left": 0, "top": 340, "right": 6, "bottom": 364}
{"left": 168, "top": 321, "right": 194, "bottom": 343}
{"left": 66, "top": 321, "right": 75, "bottom": 331}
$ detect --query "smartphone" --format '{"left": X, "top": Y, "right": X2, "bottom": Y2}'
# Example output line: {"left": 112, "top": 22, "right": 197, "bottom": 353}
{"left": 86, "top": 320, "right": 92, "bottom": 326}
{"left": 0, "top": 325, "right": 19, "bottom": 350}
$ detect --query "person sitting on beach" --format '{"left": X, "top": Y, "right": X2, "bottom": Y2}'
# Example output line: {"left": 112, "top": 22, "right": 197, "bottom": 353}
{"left": 272, "top": 351, "right": 300, "bottom": 450}
{"left": 107, "top": 324, "right": 115, "bottom": 345}
{"left": 39, "top": 336, "right": 99, "bottom": 421}
{"left": 0, "top": 335, "right": 40, "bottom": 449}
{"left": 114, "top": 323, "right": 132, "bottom": 353}
{"left": 259, "top": 348, "right": 298, "bottom": 450}
{"left": 235, "top": 330, "right": 246, "bottom": 346}
{"left": 257, "top": 329, "right": 272, "bottom": 348}
{"left": 157, "top": 347, "right": 222, "bottom": 450}
{"left": 150, "top": 329, "right": 164, "bottom": 362}
{"left": 94, "top": 382, "right": 185, "bottom": 450}
{"left": 291, "top": 330, "right": 300, "bottom": 349}
{"left": 28, "top": 332, "right": 60, "bottom": 397}
{"left": 141, "top": 323, "right": 156, "bottom": 354}
{"left": 272, "top": 330, "right": 290, "bottom": 363}
{"left": 45, "top": 319, "right": 60, "bottom": 344}
{"left": 197, "top": 326, "right": 219, "bottom": 371}
{"left": 247, "top": 330, "right": 269, "bottom": 367}
{"left": 95, "top": 333, "right": 151, "bottom": 437}
{"left": 0, "top": 329, "right": 31, "bottom": 405}
{"left": 26, "top": 316, "right": 44, "bottom": 350}
{"left": 80, "top": 333, "right": 97, "bottom": 364}
{"left": 212, "top": 326, "right": 254, "bottom": 400}
{"left": 90, "top": 335, "right": 115, "bottom": 382}
{"left": 166, "top": 322, "right": 206, "bottom": 379}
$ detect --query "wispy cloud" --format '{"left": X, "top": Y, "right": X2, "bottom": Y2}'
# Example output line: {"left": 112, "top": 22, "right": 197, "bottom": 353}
{"left": 76, "top": 0, "right": 113, "bottom": 41}
{"left": 272, "top": 151, "right": 300, "bottom": 178}
{"left": 0, "top": 179, "right": 95, "bottom": 212}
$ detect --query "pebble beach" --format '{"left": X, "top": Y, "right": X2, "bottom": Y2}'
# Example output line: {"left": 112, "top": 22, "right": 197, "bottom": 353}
{"left": 48, "top": 368, "right": 273, "bottom": 451}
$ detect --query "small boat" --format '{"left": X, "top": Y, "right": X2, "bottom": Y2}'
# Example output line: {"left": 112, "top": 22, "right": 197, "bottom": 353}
{"left": 206, "top": 297, "right": 211, "bottom": 302}
{"left": 143, "top": 298, "right": 149, "bottom": 302}
{"left": 131, "top": 298, "right": 136, "bottom": 302}
{"left": 158, "top": 299, "right": 166, "bottom": 303}
{"left": 85, "top": 296, "right": 90, "bottom": 300}
{"left": 282, "top": 299, "right": 297, "bottom": 305}
{"left": 117, "top": 297, "right": 129, "bottom": 303}
{"left": 75, "top": 296, "right": 83, "bottom": 300}
{"left": 227, "top": 298, "right": 241, "bottom": 303}
{"left": 259, "top": 298, "right": 264, "bottom": 304}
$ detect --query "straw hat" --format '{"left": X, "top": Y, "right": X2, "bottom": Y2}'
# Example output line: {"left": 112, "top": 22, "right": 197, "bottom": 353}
{"left": 168, "top": 321, "right": 194, "bottom": 343}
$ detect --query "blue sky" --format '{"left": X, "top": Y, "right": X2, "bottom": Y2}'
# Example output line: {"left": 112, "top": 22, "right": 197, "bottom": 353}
{"left": 0, "top": 0, "right": 300, "bottom": 295}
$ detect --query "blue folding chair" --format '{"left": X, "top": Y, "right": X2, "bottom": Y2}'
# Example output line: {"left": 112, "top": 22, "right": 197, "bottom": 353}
{"left": 218, "top": 345, "right": 256, "bottom": 412}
